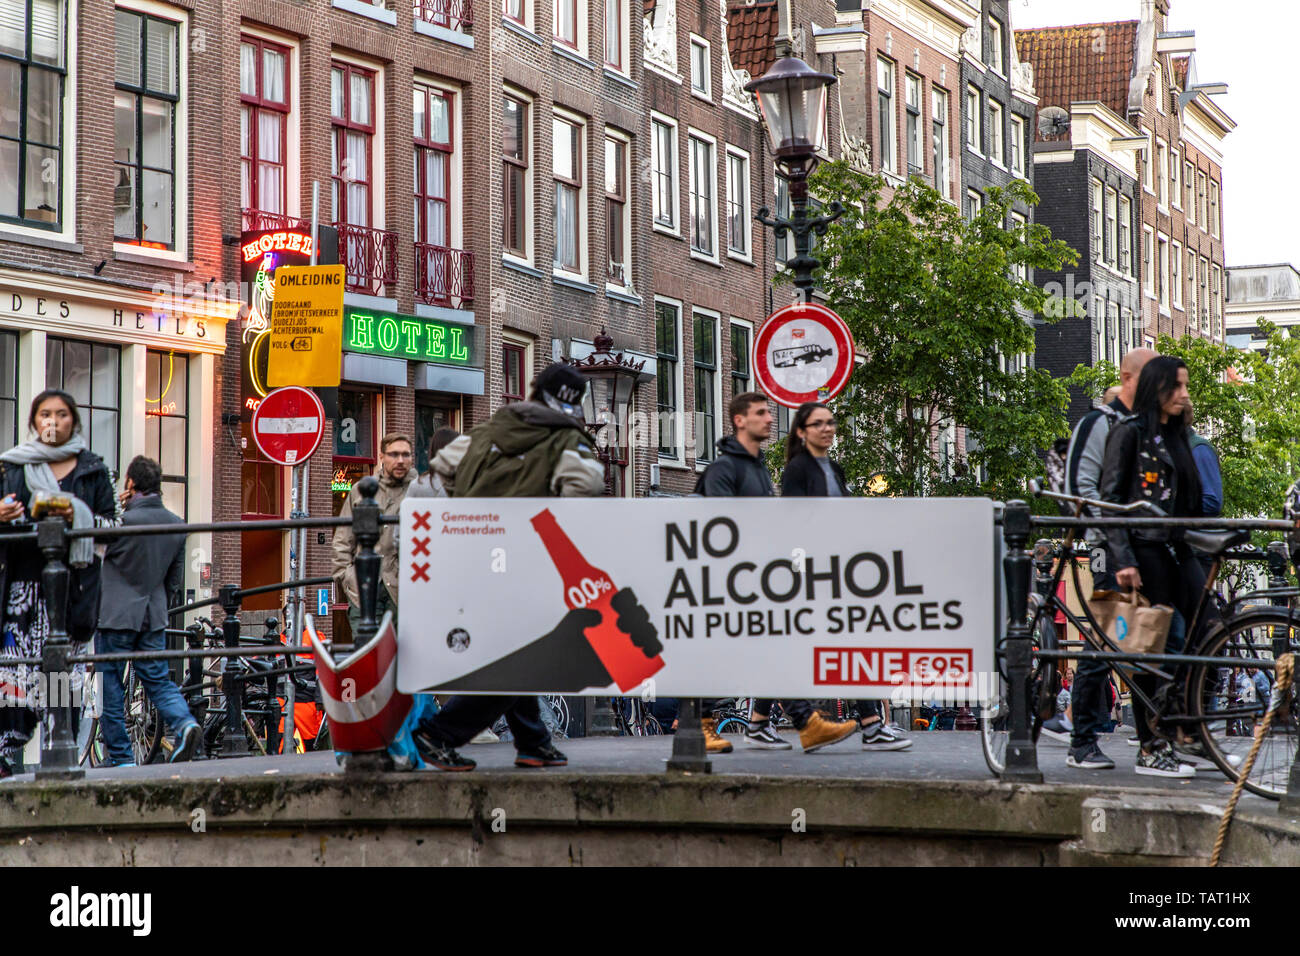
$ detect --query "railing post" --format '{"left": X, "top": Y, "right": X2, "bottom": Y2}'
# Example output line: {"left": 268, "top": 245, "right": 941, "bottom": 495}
{"left": 1001, "top": 500, "right": 1043, "bottom": 783}
{"left": 665, "top": 698, "right": 711, "bottom": 774}
{"left": 346, "top": 476, "right": 381, "bottom": 656}
{"left": 1270, "top": 541, "right": 1300, "bottom": 815}
{"left": 35, "top": 517, "right": 82, "bottom": 780}
{"left": 219, "top": 584, "right": 249, "bottom": 756}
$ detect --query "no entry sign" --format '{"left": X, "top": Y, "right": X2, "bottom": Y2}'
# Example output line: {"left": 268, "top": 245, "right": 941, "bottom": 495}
{"left": 753, "top": 302, "right": 855, "bottom": 408}
{"left": 251, "top": 386, "right": 325, "bottom": 466}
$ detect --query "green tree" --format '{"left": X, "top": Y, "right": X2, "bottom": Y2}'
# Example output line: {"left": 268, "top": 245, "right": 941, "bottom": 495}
{"left": 801, "top": 162, "right": 1078, "bottom": 499}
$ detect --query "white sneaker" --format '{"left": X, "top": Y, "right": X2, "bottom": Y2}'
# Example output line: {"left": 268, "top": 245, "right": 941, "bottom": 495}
{"left": 1134, "top": 745, "right": 1196, "bottom": 778}
{"left": 469, "top": 729, "right": 500, "bottom": 745}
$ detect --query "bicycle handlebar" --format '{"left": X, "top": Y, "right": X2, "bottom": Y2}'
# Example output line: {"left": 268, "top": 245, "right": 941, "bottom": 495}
{"left": 1027, "top": 479, "right": 1166, "bottom": 517}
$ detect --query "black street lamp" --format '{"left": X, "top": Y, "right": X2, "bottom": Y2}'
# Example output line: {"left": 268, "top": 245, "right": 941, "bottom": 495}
{"left": 565, "top": 328, "right": 645, "bottom": 497}
{"left": 746, "top": 57, "right": 845, "bottom": 303}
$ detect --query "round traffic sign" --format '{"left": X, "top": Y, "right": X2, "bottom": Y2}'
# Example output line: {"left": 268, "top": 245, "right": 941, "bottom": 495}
{"left": 251, "top": 386, "right": 325, "bottom": 466}
{"left": 753, "top": 302, "right": 856, "bottom": 408}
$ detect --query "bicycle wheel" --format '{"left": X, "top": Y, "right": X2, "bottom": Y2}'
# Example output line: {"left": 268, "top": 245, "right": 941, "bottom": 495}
{"left": 715, "top": 715, "right": 749, "bottom": 735}
{"left": 80, "top": 718, "right": 109, "bottom": 767}
{"left": 981, "top": 604, "right": 1057, "bottom": 776}
{"left": 1187, "top": 609, "right": 1298, "bottom": 800}
{"left": 124, "top": 664, "right": 163, "bottom": 765}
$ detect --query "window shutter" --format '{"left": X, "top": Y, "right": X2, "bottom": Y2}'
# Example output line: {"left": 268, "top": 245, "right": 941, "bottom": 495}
{"left": 30, "top": 0, "right": 62, "bottom": 65}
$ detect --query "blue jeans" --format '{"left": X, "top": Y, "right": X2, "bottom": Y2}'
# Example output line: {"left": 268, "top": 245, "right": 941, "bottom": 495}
{"left": 97, "top": 628, "right": 196, "bottom": 765}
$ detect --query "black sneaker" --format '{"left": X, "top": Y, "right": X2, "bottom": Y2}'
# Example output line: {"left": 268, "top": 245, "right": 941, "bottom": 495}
{"left": 170, "top": 722, "right": 201, "bottom": 764}
{"left": 743, "top": 719, "right": 793, "bottom": 749}
{"left": 515, "top": 743, "right": 568, "bottom": 768}
{"left": 1135, "top": 743, "right": 1195, "bottom": 778}
{"left": 1066, "top": 742, "right": 1115, "bottom": 769}
{"left": 412, "top": 727, "right": 476, "bottom": 772}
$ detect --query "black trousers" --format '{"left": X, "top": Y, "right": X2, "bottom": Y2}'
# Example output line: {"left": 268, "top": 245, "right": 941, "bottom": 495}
{"left": 1070, "top": 549, "right": 1117, "bottom": 750}
{"left": 418, "top": 694, "right": 550, "bottom": 751}
{"left": 751, "top": 698, "right": 814, "bottom": 729}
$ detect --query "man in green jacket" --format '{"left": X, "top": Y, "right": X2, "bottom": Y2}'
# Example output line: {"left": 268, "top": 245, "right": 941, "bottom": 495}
{"left": 413, "top": 364, "right": 607, "bottom": 771}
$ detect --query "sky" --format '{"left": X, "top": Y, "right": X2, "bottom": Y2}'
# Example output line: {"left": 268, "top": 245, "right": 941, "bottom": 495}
{"left": 1014, "top": 0, "right": 1296, "bottom": 269}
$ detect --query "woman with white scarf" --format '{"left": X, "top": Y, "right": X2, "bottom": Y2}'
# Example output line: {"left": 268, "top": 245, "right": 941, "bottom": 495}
{"left": 0, "top": 389, "right": 117, "bottom": 776}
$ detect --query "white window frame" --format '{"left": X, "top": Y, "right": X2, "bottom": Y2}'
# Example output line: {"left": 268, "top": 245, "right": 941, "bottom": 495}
{"left": 1118, "top": 195, "right": 1131, "bottom": 276}
{"left": 604, "top": 125, "right": 632, "bottom": 291}
{"left": 724, "top": 144, "right": 751, "bottom": 262}
{"left": 877, "top": 57, "right": 896, "bottom": 174}
{"left": 502, "top": 84, "right": 535, "bottom": 267}
{"left": 689, "top": 34, "right": 711, "bottom": 101}
{"left": 1009, "top": 114, "right": 1025, "bottom": 178}
{"left": 1142, "top": 226, "right": 1154, "bottom": 298}
{"left": 1158, "top": 234, "right": 1170, "bottom": 315}
{"left": 1171, "top": 239, "right": 1182, "bottom": 310}
{"left": 332, "top": 48, "right": 388, "bottom": 237}
{"left": 1090, "top": 179, "right": 1103, "bottom": 264}
{"left": 687, "top": 128, "right": 718, "bottom": 263}
{"left": 112, "top": 0, "right": 190, "bottom": 264}
{"left": 1185, "top": 161, "right": 1196, "bottom": 226}
{"left": 551, "top": 106, "right": 588, "bottom": 281}
{"left": 965, "top": 84, "right": 980, "bottom": 153}
{"left": 1197, "top": 170, "right": 1208, "bottom": 226}
{"left": 1144, "top": 130, "right": 1155, "bottom": 193}
{"left": 1154, "top": 62, "right": 1165, "bottom": 115}
{"left": 988, "top": 99, "right": 1004, "bottom": 168}
{"left": 987, "top": 15, "right": 1004, "bottom": 74}
{"left": 1169, "top": 147, "right": 1180, "bottom": 209}
{"left": 1104, "top": 186, "right": 1117, "bottom": 268}
{"left": 655, "top": 295, "right": 686, "bottom": 465}
{"left": 552, "top": 0, "right": 587, "bottom": 56}
{"left": 1212, "top": 264, "right": 1223, "bottom": 336}
{"left": 501, "top": 328, "right": 536, "bottom": 408}
{"left": 414, "top": 75, "right": 465, "bottom": 259}
{"left": 1187, "top": 253, "right": 1198, "bottom": 330}
{"left": 728, "top": 316, "right": 754, "bottom": 399}
{"left": 242, "top": 26, "right": 303, "bottom": 225}
{"left": 1094, "top": 296, "right": 1105, "bottom": 362}
{"left": 932, "top": 87, "right": 949, "bottom": 197}
{"left": 1009, "top": 210, "right": 1027, "bottom": 281}
{"left": 905, "top": 72, "right": 923, "bottom": 177}
{"left": 650, "top": 111, "right": 679, "bottom": 235}
{"left": 603, "top": 0, "right": 629, "bottom": 74}
{"left": 1200, "top": 255, "right": 1210, "bottom": 329}
{"left": 966, "top": 188, "right": 982, "bottom": 219}
{"left": 691, "top": 306, "right": 722, "bottom": 468}
{"left": 1156, "top": 138, "right": 1168, "bottom": 211}
{"left": 1, "top": 0, "right": 78, "bottom": 245}
{"left": 1209, "top": 179, "right": 1220, "bottom": 238}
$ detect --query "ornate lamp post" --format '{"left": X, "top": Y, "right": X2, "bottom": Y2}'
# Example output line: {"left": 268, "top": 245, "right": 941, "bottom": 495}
{"left": 566, "top": 329, "right": 645, "bottom": 497}
{"left": 746, "top": 57, "right": 845, "bottom": 303}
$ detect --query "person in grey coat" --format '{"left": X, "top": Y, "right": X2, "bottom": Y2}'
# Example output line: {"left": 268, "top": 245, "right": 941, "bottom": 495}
{"left": 95, "top": 456, "right": 200, "bottom": 766}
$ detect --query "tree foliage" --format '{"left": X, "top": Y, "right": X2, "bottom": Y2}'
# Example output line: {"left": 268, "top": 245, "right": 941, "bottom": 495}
{"left": 803, "top": 162, "right": 1078, "bottom": 499}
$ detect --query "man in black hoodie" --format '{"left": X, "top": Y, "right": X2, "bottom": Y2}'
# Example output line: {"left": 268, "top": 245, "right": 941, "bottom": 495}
{"left": 696, "top": 392, "right": 859, "bottom": 756}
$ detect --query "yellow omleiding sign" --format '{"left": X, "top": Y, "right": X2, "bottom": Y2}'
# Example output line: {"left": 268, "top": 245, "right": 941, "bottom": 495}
{"left": 267, "top": 264, "right": 345, "bottom": 387}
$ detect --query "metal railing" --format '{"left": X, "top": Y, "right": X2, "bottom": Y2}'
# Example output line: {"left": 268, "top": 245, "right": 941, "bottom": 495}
{"left": 997, "top": 499, "right": 1300, "bottom": 812}
{"left": 414, "top": 241, "right": 474, "bottom": 307}
{"left": 241, "top": 208, "right": 312, "bottom": 233}
{"left": 335, "top": 221, "right": 399, "bottom": 295}
{"left": 413, "top": 0, "right": 473, "bottom": 30}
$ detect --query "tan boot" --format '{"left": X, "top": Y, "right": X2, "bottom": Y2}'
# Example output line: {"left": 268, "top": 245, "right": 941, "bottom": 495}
{"left": 799, "top": 712, "right": 859, "bottom": 753}
{"left": 701, "top": 718, "right": 733, "bottom": 754}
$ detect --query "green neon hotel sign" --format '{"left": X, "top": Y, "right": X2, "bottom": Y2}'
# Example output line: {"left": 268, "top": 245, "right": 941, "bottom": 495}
{"left": 343, "top": 308, "right": 473, "bottom": 365}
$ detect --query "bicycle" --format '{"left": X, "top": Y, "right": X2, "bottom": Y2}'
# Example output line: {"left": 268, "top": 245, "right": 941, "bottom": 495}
{"left": 80, "top": 661, "right": 163, "bottom": 767}
{"left": 611, "top": 695, "right": 663, "bottom": 736}
{"left": 983, "top": 484, "right": 1299, "bottom": 799}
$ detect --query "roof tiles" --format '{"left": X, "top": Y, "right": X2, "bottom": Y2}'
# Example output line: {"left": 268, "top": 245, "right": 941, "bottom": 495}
{"left": 726, "top": 1, "right": 779, "bottom": 80}
{"left": 1015, "top": 21, "right": 1139, "bottom": 140}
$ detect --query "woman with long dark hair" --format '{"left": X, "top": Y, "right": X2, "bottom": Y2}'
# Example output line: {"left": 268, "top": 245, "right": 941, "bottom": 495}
{"left": 1097, "top": 355, "right": 1204, "bottom": 778}
{"left": 0, "top": 389, "right": 117, "bottom": 775}
{"left": 779, "top": 402, "right": 911, "bottom": 752}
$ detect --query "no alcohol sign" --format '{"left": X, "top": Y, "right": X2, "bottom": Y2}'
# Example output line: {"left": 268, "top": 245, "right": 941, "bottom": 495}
{"left": 753, "top": 302, "right": 856, "bottom": 408}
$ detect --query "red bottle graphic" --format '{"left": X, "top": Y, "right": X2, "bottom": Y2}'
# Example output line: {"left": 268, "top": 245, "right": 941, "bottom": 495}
{"left": 531, "top": 508, "right": 664, "bottom": 692}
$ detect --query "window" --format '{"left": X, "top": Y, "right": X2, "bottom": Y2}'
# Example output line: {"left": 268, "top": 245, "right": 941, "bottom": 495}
{"left": 114, "top": 8, "right": 179, "bottom": 248}
{"left": 1106, "top": 301, "right": 1119, "bottom": 366}
{"left": 1200, "top": 255, "right": 1210, "bottom": 329}
{"left": 1171, "top": 240, "right": 1182, "bottom": 309}
{"left": 1197, "top": 170, "right": 1208, "bottom": 227}
{"left": 693, "top": 311, "right": 718, "bottom": 462}
{"left": 1187, "top": 254, "right": 1198, "bottom": 330}
{"left": 554, "top": 0, "right": 576, "bottom": 47}
{"left": 1169, "top": 148, "right": 1180, "bottom": 208}
{"left": 1090, "top": 179, "right": 1102, "bottom": 263}
{"left": 1212, "top": 265, "right": 1222, "bottom": 336}
{"left": 877, "top": 58, "right": 895, "bottom": 174}
{"left": 1009, "top": 115, "right": 1024, "bottom": 177}
{"left": 503, "top": 0, "right": 524, "bottom": 24}
{"left": 1185, "top": 161, "right": 1195, "bottom": 222}
{"left": 965, "top": 188, "right": 981, "bottom": 220}
{"left": 1155, "top": 139, "right": 1167, "bottom": 207}
{"left": 688, "top": 132, "right": 715, "bottom": 257}
{"left": 145, "top": 349, "right": 187, "bottom": 518}
{"left": 605, "top": 132, "right": 628, "bottom": 285}
{"left": 239, "top": 37, "right": 290, "bottom": 228}
{"left": 655, "top": 300, "right": 681, "bottom": 459}
{"left": 1122, "top": 307, "right": 1135, "bottom": 352}
{"left": 1118, "top": 196, "right": 1131, "bottom": 276}
{"left": 0, "top": 331, "right": 17, "bottom": 445}
{"left": 1142, "top": 226, "right": 1154, "bottom": 297}
{"left": 651, "top": 115, "right": 677, "bottom": 231}
{"left": 905, "top": 73, "right": 922, "bottom": 176}
{"left": 725, "top": 147, "right": 750, "bottom": 258}
{"left": 730, "top": 320, "right": 752, "bottom": 397}
{"left": 965, "top": 85, "right": 980, "bottom": 152}
{"left": 552, "top": 113, "right": 583, "bottom": 274}
{"left": 330, "top": 61, "right": 374, "bottom": 230}
{"left": 1154, "top": 62, "right": 1165, "bottom": 114}
{"left": 690, "top": 36, "right": 709, "bottom": 98}
{"left": 1, "top": 0, "right": 66, "bottom": 228}
{"left": 413, "top": 83, "right": 452, "bottom": 251}
{"left": 1209, "top": 180, "right": 1220, "bottom": 238}
{"left": 502, "top": 341, "right": 526, "bottom": 403}
{"left": 932, "top": 88, "right": 948, "bottom": 196}
{"left": 331, "top": 389, "right": 377, "bottom": 522}
{"left": 1104, "top": 186, "right": 1117, "bottom": 267}
{"left": 987, "top": 16, "right": 1003, "bottom": 72}
{"left": 1158, "top": 235, "right": 1169, "bottom": 312}
{"left": 47, "top": 338, "right": 119, "bottom": 475}
{"left": 774, "top": 173, "right": 790, "bottom": 263}
{"left": 502, "top": 92, "right": 528, "bottom": 256}
{"left": 1093, "top": 296, "right": 1104, "bottom": 362}
{"left": 1009, "top": 211, "right": 1027, "bottom": 281}
{"left": 604, "top": 0, "right": 622, "bottom": 70}
{"left": 988, "top": 99, "right": 1003, "bottom": 165}
{"left": 1144, "top": 130, "right": 1154, "bottom": 192}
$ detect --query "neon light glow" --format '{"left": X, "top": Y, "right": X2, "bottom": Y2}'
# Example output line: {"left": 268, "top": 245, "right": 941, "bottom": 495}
{"left": 240, "top": 231, "right": 315, "bottom": 263}
{"left": 343, "top": 308, "right": 473, "bottom": 365}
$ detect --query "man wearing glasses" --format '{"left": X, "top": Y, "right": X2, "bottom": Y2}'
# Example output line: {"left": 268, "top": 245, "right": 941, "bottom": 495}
{"left": 332, "top": 433, "right": 416, "bottom": 634}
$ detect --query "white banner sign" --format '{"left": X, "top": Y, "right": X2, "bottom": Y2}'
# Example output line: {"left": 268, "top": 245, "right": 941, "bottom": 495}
{"left": 397, "top": 497, "right": 994, "bottom": 700}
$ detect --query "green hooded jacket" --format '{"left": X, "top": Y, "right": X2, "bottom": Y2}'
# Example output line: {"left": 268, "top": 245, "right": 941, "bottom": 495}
{"left": 446, "top": 401, "right": 605, "bottom": 498}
